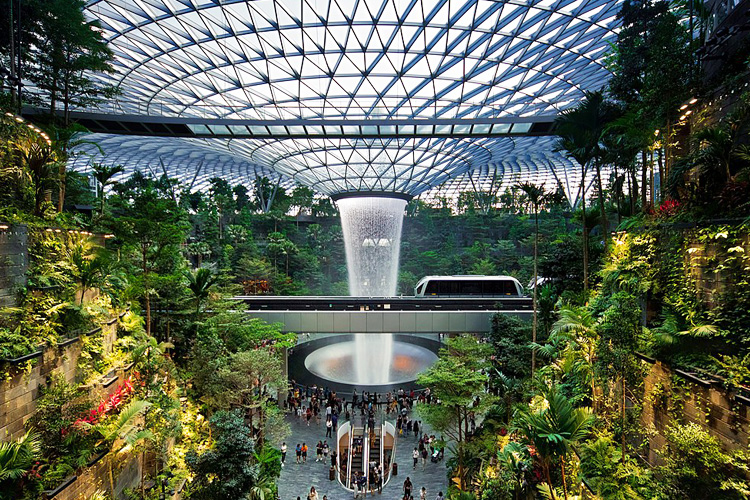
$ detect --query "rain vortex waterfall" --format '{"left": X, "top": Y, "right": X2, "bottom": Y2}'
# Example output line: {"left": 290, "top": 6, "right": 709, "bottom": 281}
{"left": 338, "top": 196, "right": 407, "bottom": 385}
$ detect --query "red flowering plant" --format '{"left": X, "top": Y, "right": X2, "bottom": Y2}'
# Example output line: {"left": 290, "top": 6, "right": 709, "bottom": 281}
{"left": 72, "top": 376, "right": 136, "bottom": 429}
{"left": 656, "top": 199, "right": 681, "bottom": 218}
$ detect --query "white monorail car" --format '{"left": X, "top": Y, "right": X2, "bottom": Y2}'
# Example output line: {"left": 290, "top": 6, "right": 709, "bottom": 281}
{"left": 414, "top": 275, "right": 524, "bottom": 297}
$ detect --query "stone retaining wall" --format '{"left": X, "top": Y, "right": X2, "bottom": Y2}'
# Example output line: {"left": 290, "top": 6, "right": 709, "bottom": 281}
{"left": 0, "top": 319, "right": 120, "bottom": 440}
{"left": 0, "top": 223, "right": 28, "bottom": 307}
{"left": 44, "top": 450, "right": 143, "bottom": 500}
{"left": 639, "top": 356, "right": 750, "bottom": 463}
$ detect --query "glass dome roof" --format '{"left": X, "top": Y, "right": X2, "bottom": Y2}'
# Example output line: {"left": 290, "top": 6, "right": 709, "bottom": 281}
{"left": 75, "top": 0, "right": 622, "bottom": 196}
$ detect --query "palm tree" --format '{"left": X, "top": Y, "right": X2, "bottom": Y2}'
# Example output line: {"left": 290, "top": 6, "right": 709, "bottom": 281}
{"left": 66, "top": 237, "right": 109, "bottom": 305}
{"left": 185, "top": 268, "right": 218, "bottom": 314}
{"left": 92, "top": 163, "right": 124, "bottom": 216}
{"left": 517, "top": 182, "right": 551, "bottom": 374}
{"left": 0, "top": 431, "right": 41, "bottom": 493}
{"left": 94, "top": 400, "right": 152, "bottom": 498}
{"left": 555, "top": 91, "right": 615, "bottom": 290}
{"left": 550, "top": 306, "right": 598, "bottom": 412}
{"left": 493, "top": 370, "right": 523, "bottom": 424}
{"left": 12, "top": 136, "right": 58, "bottom": 216}
{"left": 46, "top": 125, "right": 98, "bottom": 213}
{"left": 513, "top": 385, "right": 594, "bottom": 500}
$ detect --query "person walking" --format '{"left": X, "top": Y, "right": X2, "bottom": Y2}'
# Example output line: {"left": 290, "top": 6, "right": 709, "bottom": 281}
{"left": 309, "top": 486, "right": 319, "bottom": 500}
{"left": 403, "top": 477, "right": 413, "bottom": 499}
{"left": 316, "top": 441, "right": 323, "bottom": 462}
{"left": 295, "top": 443, "right": 302, "bottom": 464}
{"left": 302, "top": 442, "right": 308, "bottom": 463}
{"left": 420, "top": 487, "right": 427, "bottom": 500}
{"left": 281, "top": 442, "right": 287, "bottom": 467}
{"left": 323, "top": 440, "right": 330, "bottom": 460}
{"left": 326, "top": 417, "right": 333, "bottom": 437}
{"left": 413, "top": 420, "right": 419, "bottom": 438}
{"left": 435, "top": 492, "right": 443, "bottom": 500}
{"left": 421, "top": 447, "right": 428, "bottom": 469}
{"left": 412, "top": 448, "right": 419, "bottom": 469}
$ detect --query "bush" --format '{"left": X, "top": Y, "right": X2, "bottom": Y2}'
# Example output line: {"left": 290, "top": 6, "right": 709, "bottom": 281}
{"left": 489, "top": 314, "right": 532, "bottom": 379}
{"left": 657, "top": 422, "right": 750, "bottom": 499}
{"left": 0, "top": 327, "right": 38, "bottom": 359}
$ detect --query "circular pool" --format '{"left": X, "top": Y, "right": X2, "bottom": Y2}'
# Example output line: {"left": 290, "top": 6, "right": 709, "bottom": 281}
{"left": 289, "top": 335, "right": 440, "bottom": 391}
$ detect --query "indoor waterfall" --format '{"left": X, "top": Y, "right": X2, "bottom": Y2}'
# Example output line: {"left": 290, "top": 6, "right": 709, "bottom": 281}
{"left": 337, "top": 196, "right": 407, "bottom": 385}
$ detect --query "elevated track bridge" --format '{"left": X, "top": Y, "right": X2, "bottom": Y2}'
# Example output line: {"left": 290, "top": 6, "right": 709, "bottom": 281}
{"left": 236, "top": 296, "right": 532, "bottom": 334}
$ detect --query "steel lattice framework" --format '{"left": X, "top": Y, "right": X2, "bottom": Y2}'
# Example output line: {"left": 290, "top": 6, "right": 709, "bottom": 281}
{"left": 73, "top": 0, "right": 622, "bottom": 197}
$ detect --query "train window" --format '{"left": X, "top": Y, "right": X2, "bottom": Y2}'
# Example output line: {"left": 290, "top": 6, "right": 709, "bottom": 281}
{"left": 425, "top": 280, "right": 439, "bottom": 295}
{"left": 482, "top": 281, "right": 503, "bottom": 295}
{"left": 462, "top": 280, "right": 482, "bottom": 295}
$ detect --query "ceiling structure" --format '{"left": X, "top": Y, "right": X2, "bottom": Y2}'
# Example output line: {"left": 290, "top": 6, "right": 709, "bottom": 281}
{"left": 72, "top": 0, "right": 622, "bottom": 198}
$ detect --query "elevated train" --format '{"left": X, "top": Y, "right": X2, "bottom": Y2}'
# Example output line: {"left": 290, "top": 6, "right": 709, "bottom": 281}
{"left": 414, "top": 275, "right": 524, "bottom": 298}
{"left": 236, "top": 275, "right": 530, "bottom": 311}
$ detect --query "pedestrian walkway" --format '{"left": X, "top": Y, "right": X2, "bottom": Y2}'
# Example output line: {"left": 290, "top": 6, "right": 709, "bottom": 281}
{"left": 277, "top": 409, "right": 449, "bottom": 500}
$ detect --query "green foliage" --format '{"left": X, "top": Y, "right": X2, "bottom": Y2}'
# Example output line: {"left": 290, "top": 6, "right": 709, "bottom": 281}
{"left": 184, "top": 268, "right": 218, "bottom": 313}
{"left": 185, "top": 410, "right": 259, "bottom": 500}
{"left": 513, "top": 384, "right": 594, "bottom": 496}
{"left": 94, "top": 400, "right": 152, "bottom": 444}
{"left": 0, "top": 431, "right": 41, "bottom": 500}
{"left": 417, "top": 335, "right": 496, "bottom": 490}
{"left": 657, "top": 422, "right": 750, "bottom": 499}
{"left": 24, "top": 0, "right": 117, "bottom": 120}
{"left": 578, "top": 433, "right": 652, "bottom": 499}
{"left": 26, "top": 374, "right": 96, "bottom": 470}
{"left": 197, "top": 310, "right": 295, "bottom": 353}
{"left": 489, "top": 314, "right": 532, "bottom": 379}
{"left": 0, "top": 327, "right": 38, "bottom": 360}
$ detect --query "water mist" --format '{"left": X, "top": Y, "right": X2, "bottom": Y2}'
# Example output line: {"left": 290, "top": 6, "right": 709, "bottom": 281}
{"left": 337, "top": 196, "right": 407, "bottom": 385}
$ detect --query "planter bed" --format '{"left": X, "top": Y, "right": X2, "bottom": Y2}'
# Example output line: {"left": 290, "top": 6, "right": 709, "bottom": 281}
{"left": 102, "top": 374, "right": 120, "bottom": 388}
{"left": 1, "top": 347, "right": 44, "bottom": 365}
{"left": 42, "top": 474, "right": 77, "bottom": 499}
{"left": 87, "top": 449, "right": 109, "bottom": 467}
{"left": 56, "top": 337, "right": 81, "bottom": 349}
{"left": 674, "top": 368, "right": 713, "bottom": 388}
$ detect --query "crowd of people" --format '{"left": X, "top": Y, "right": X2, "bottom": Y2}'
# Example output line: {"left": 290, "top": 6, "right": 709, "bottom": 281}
{"left": 282, "top": 383, "right": 445, "bottom": 500}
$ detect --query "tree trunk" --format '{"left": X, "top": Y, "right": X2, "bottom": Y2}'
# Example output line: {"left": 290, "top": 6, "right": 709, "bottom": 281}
{"left": 544, "top": 463, "right": 556, "bottom": 500}
{"left": 142, "top": 248, "right": 151, "bottom": 336}
{"left": 641, "top": 150, "right": 648, "bottom": 212}
{"left": 108, "top": 458, "right": 116, "bottom": 498}
{"left": 57, "top": 163, "right": 66, "bottom": 213}
{"left": 581, "top": 164, "right": 589, "bottom": 294}
{"left": 595, "top": 160, "right": 608, "bottom": 251}
{"left": 629, "top": 168, "right": 637, "bottom": 215}
{"left": 621, "top": 377, "right": 627, "bottom": 464}
{"left": 140, "top": 451, "right": 145, "bottom": 499}
{"left": 650, "top": 150, "right": 655, "bottom": 207}
{"left": 657, "top": 147, "right": 664, "bottom": 200}
{"left": 561, "top": 455, "right": 569, "bottom": 500}
{"left": 531, "top": 207, "right": 538, "bottom": 374}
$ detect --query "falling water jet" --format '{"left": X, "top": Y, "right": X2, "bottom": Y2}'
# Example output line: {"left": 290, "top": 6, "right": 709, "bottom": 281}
{"left": 336, "top": 195, "right": 408, "bottom": 385}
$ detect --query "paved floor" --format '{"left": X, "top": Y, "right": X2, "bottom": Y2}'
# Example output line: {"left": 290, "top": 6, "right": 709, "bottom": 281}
{"left": 277, "top": 407, "right": 450, "bottom": 500}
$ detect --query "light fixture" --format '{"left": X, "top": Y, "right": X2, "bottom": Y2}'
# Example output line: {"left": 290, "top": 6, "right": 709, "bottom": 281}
{"left": 689, "top": 98, "right": 697, "bottom": 104}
